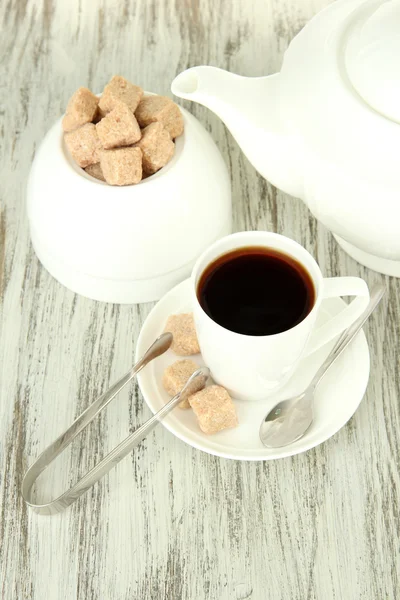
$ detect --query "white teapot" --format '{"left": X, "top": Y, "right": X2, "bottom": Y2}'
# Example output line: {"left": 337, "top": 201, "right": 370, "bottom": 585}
{"left": 172, "top": 0, "right": 400, "bottom": 276}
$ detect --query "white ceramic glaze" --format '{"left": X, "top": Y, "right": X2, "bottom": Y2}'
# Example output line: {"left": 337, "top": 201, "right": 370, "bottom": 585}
{"left": 136, "top": 278, "right": 370, "bottom": 461}
{"left": 171, "top": 0, "right": 400, "bottom": 276}
{"left": 27, "top": 101, "right": 232, "bottom": 303}
{"left": 334, "top": 234, "right": 400, "bottom": 277}
{"left": 190, "top": 232, "right": 369, "bottom": 401}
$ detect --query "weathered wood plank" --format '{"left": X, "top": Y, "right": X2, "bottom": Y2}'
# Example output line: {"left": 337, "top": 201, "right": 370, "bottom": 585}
{"left": 0, "top": 0, "right": 398, "bottom": 599}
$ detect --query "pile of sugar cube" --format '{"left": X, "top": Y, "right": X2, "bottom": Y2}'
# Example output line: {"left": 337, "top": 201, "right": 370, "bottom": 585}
{"left": 162, "top": 313, "right": 238, "bottom": 435}
{"left": 62, "top": 75, "right": 184, "bottom": 186}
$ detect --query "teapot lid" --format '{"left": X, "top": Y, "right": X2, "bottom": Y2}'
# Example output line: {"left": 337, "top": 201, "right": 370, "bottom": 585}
{"left": 344, "top": 0, "right": 400, "bottom": 124}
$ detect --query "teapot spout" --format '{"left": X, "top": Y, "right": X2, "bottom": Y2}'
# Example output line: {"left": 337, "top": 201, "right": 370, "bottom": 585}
{"left": 172, "top": 66, "right": 303, "bottom": 199}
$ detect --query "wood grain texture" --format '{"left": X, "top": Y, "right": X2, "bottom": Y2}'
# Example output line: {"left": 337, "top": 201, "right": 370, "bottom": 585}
{"left": 0, "top": 0, "right": 399, "bottom": 598}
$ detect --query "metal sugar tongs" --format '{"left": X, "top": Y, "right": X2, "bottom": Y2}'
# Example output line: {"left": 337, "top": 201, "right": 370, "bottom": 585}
{"left": 22, "top": 333, "right": 209, "bottom": 516}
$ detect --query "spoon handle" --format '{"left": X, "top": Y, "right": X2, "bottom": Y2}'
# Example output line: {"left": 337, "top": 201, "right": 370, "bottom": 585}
{"left": 310, "top": 283, "right": 385, "bottom": 390}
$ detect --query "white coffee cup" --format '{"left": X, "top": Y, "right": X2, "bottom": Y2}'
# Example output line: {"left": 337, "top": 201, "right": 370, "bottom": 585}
{"left": 191, "top": 231, "right": 370, "bottom": 401}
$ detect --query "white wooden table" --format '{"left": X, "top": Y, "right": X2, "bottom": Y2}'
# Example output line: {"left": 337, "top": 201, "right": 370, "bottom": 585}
{"left": 1, "top": 1, "right": 399, "bottom": 598}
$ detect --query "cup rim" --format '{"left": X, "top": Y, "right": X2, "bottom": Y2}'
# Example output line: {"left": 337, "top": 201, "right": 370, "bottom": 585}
{"left": 191, "top": 231, "right": 324, "bottom": 340}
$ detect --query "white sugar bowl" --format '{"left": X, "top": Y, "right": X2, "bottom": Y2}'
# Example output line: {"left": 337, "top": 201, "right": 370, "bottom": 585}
{"left": 27, "top": 102, "right": 231, "bottom": 303}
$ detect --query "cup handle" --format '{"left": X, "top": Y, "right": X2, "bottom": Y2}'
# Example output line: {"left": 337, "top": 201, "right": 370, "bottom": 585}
{"left": 304, "top": 277, "right": 370, "bottom": 357}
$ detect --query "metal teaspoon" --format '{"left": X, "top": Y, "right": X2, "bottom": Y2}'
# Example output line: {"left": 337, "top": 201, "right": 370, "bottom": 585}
{"left": 259, "top": 284, "right": 385, "bottom": 449}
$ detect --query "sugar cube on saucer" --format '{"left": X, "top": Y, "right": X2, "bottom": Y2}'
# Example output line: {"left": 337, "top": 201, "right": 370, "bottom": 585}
{"left": 164, "top": 313, "right": 200, "bottom": 355}
{"left": 189, "top": 385, "right": 238, "bottom": 435}
{"left": 162, "top": 359, "right": 199, "bottom": 408}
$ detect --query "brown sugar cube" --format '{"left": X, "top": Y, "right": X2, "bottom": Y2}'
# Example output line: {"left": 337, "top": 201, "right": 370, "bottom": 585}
{"left": 62, "top": 87, "right": 99, "bottom": 132}
{"left": 135, "top": 122, "right": 175, "bottom": 175}
{"left": 162, "top": 359, "right": 199, "bottom": 409}
{"left": 100, "top": 147, "right": 142, "bottom": 186}
{"left": 164, "top": 313, "right": 200, "bottom": 355}
{"left": 64, "top": 123, "right": 102, "bottom": 168}
{"left": 84, "top": 162, "right": 106, "bottom": 182}
{"left": 93, "top": 105, "right": 107, "bottom": 123}
{"left": 189, "top": 385, "right": 238, "bottom": 435}
{"left": 96, "top": 103, "right": 141, "bottom": 149}
{"left": 135, "top": 96, "right": 184, "bottom": 139}
{"left": 98, "top": 75, "right": 143, "bottom": 114}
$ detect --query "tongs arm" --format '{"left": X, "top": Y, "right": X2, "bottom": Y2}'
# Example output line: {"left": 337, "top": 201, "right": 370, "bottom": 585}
{"left": 22, "top": 333, "right": 207, "bottom": 516}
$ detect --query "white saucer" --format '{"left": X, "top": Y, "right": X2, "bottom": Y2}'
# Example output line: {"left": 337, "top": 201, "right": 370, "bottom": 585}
{"left": 136, "top": 279, "right": 370, "bottom": 460}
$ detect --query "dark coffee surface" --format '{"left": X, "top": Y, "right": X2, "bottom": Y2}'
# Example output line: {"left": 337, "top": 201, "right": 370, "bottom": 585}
{"left": 197, "top": 246, "right": 315, "bottom": 336}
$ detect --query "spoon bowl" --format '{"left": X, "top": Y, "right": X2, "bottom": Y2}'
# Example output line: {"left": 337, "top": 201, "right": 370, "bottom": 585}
{"left": 260, "top": 391, "right": 313, "bottom": 448}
